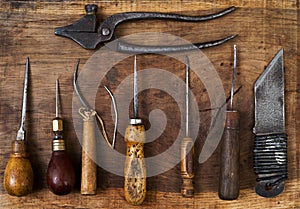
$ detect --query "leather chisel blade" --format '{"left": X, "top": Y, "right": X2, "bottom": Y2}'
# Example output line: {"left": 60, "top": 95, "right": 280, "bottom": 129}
{"left": 253, "top": 48, "right": 285, "bottom": 135}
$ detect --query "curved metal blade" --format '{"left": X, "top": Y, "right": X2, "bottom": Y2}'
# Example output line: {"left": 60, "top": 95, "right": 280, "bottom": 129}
{"left": 253, "top": 49, "right": 285, "bottom": 135}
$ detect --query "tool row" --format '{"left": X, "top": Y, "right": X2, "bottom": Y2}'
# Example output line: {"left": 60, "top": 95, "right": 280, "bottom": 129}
{"left": 3, "top": 47, "right": 287, "bottom": 205}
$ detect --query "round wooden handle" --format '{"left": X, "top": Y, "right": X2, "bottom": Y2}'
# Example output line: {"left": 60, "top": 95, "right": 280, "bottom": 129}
{"left": 47, "top": 150, "right": 75, "bottom": 195}
{"left": 181, "top": 137, "right": 194, "bottom": 197}
{"left": 218, "top": 110, "right": 240, "bottom": 200}
{"left": 3, "top": 140, "right": 33, "bottom": 196}
{"left": 81, "top": 117, "right": 97, "bottom": 195}
{"left": 124, "top": 124, "right": 146, "bottom": 205}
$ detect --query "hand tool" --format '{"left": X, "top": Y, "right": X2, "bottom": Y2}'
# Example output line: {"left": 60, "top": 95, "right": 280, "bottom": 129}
{"left": 3, "top": 58, "right": 34, "bottom": 196}
{"left": 253, "top": 48, "right": 287, "bottom": 197}
{"left": 180, "top": 56, "right": 195, "bottom": 197}
{"left": 123, "top": 55, "right": 146, "bottom": 205}
{"left": 73, "top": 60, "right": 117, "bottom": 195}
{"left": 218, "top": 45, "right": 240, "bottom": 200}
{"left": 54, "top": 4, "right": 237, "bottom": 52}
{"left": 46, "top": 80, "right": 76, "bottom": 195}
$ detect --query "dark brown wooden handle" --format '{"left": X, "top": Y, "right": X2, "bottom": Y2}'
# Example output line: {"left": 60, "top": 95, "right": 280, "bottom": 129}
{"left": 181, "top": 137, "right": 194, "bottom": 197}
{"left": 124, "top": 124, "right": 146, "bottom": 205}
{"left": 3, "top": 140, "right": 33, "bottom": 196}
{"left": 81, "top": 117, "right": 97, "bottom": 195}
{"left": 219, "top": 110, "right": 240, "bottom": 200}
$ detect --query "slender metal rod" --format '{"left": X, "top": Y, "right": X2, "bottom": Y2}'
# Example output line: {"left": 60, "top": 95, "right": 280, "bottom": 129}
{"left": 17, "top": 58, "right": 29, "bottom": 141}
{"left": 56, "top": 79, "right": 59, "bottom": 118}
{"left": 133, "top": 55, "right": 138, "bottom": 118}
{"left": 104, "top": 86, "right": 118, "bottom": 149}
{"left": 20, "top": 58, "right": 29, "bottom": 132}
{"left": 230, "top": 45, "right": 237, "bottom": 110}
{"left": 185, "top": 56, "right": 190, "bottom": 137}
{"left": 73, "top": 59, "right": 91, "bottom": 110}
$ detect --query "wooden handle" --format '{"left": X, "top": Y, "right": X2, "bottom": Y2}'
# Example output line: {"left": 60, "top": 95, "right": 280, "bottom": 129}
{"left": 81, "top": 116, "right": 97, "bottom": 195}
{"left": 4, "top": 140, "right": 33, "bottom": 196}
{"left": 218, "top": 110, "right": 240, "bottom": 200}
{"left": 47, "top": 139, "right": 75, "bottom": 195}
{"left": 124, "top": 123, "right": 146, "bottom": 205}
{"left": 181, "top": 137, "right": 194, "bottom": 197}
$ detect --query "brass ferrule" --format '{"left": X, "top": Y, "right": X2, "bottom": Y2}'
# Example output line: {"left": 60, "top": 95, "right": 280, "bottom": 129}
{"left": 53, "top": 117, "right": 63, "bottom": 132}
{"left": 52, "top": 139, "right": 65, "bottom": 151}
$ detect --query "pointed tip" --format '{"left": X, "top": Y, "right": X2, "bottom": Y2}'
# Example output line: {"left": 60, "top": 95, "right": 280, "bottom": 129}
{"left": 185, "top": 55, "right": 190, "bottom": 66}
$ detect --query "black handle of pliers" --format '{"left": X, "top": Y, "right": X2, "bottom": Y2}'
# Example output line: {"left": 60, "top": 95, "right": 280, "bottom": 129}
{"left": 98, "top": 6, "right": 236, "bottom": 43}
{"left": 109, "top": 34, "right": 237, "bottom": 54}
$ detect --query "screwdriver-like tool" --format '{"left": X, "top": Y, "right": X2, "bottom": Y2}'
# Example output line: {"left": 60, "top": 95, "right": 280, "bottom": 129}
{"left": 46, "top": 80, "right": 75, "bottom": 195}
{"left": 124, "top": 55, "right": 146, "bottom": 205}
{"left": 218, "top": 45, "right": 240, "bottom": 200}
{"left": 3, "top": 58, "right": 34, "bottom": 196}
{"left": 181, "top": 56, "right": 195, "bottom": 197}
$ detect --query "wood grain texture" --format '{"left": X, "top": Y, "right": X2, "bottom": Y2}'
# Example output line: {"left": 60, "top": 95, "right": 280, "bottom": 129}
{"left": 0, "top": 0, "right": 299, "bottom": 208}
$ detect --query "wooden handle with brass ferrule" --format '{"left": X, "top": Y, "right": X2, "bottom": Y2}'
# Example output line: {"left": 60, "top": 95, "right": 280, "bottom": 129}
{"left": 181, "top": 137, "right": 194, "bottom": 197}
{"left": 81, "top": 114, "right": 97, "bottom": 195}
{"left": 124, "top": 119, "right": 146, "bottom": 205}
{"left": 218, "top": 110, "right": 240, "bottom": 200}
{"left": 4, "top": 140, "right": 33, "bottom": 196}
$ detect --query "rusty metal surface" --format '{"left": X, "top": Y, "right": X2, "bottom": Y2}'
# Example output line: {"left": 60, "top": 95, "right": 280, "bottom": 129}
{"left": 54, "top": 4, "right": 236, "bottom": 51}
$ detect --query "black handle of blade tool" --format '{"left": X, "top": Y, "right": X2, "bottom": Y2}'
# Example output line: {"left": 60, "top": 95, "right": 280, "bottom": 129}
{"left": 254, "top": 133, "right": 287, "bottom": 197}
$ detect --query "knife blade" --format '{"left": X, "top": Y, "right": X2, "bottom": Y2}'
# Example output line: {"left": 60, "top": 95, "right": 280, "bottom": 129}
{"left": 254, "top": 48, "right": 285, "bottom": 135}
{"left": 253, "top": 48, "right": 287, "bottom": 198}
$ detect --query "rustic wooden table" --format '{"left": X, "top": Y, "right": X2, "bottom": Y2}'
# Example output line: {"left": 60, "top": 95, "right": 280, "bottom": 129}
{"left": 0, "top": 0, "right": 299, "bottom": 208}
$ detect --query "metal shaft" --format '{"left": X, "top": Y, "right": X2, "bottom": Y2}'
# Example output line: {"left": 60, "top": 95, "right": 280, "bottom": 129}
{"left": 56, "top": 80, "right": 59, "bottom": 118}
{"left": 17, "top": 58, "right": 29, "bottom": 141}
{"left": 133, "top": 55, "right": 138, "bottom": 118}
{"left": 230, "top": 45, "right": 237, "bottom": 110}
{"left": 185, "top": 56, "right": 189, "bottom": 137}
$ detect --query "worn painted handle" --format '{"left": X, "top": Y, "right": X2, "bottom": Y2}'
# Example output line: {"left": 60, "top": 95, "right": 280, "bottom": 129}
{"left": 219, "top": 110, "right": 240, "bottom": 200}
{"left": 4, "top": 140, "right": 33, "bottom": 196}
{"left": 181, "top": 137, "right": 194, "bottom": 197}
{"left": 124, "top": 124, "right": 146, "bottom": 205}
{"left": 81, "top": 116, "right": 97, "bottom": 195}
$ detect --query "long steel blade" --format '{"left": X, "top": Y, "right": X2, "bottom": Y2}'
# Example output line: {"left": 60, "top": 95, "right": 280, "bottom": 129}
{"left": 253, "top": 49, "right": 285, "bottom": 135}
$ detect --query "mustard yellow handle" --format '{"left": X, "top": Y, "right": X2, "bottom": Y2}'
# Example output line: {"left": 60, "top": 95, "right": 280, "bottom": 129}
{"left": 124, "top": 124, "right": 146, "bottom": 205}
{"left": 4, "top": 140, "right": 33, "bottom": 196}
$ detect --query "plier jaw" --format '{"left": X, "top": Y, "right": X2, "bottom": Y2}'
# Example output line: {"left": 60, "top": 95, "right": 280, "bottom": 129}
{"left": 55, "top": 4, "right": 237, "bottom": 51}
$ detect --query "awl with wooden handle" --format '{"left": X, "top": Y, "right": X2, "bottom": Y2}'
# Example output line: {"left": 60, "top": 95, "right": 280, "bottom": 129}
{"left": 218, "top": 45, "right": 240, "bottom": 200}
{"left": 46, "top": 80, "right": 75, "bottom": 195}
{"left": 181, "top": 56, "right": 195, "bottom": 197}
{"left": 73, "top": 60, "right": 117, "bottom": 195}
{"left": 124, "top": 55, "right": 146, "bottom": 205}
{"left": 3, "top": 58, "right": 34, "bottom": 196}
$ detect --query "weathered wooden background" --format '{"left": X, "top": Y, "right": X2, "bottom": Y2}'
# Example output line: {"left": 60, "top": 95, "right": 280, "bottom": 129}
{"left": 0, "top": 0, "right": 299, "bottom": 208}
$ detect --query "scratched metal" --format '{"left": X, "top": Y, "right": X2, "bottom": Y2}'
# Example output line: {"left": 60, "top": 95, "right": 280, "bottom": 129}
{"left": 253, "top": 49, "right": 285, "bottom": 135}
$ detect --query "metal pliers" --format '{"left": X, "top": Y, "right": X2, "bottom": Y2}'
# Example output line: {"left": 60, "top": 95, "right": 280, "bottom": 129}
{"left": 55, "top": 4, "right": 237, "bottom": 53}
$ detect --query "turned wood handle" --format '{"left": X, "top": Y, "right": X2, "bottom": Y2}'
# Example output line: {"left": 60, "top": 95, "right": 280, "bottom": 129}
{"left": 4, "top": 140, "right": 33, "bottom": 196}
{"left": 181, "top": 137, "right": 194, "bottom": 197}
{"left": 218, "top": 110, "right": 240, "bottom": 200}
{"left": 124, "top": 123, "right": 146, "bottom": 205}
{"left": 81, "top": 116, "right": 97, "bottom": 195}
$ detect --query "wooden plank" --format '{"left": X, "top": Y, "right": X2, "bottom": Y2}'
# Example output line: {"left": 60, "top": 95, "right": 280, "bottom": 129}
{"left": 0, "top": 0, "right": 299, "bottom": 208}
